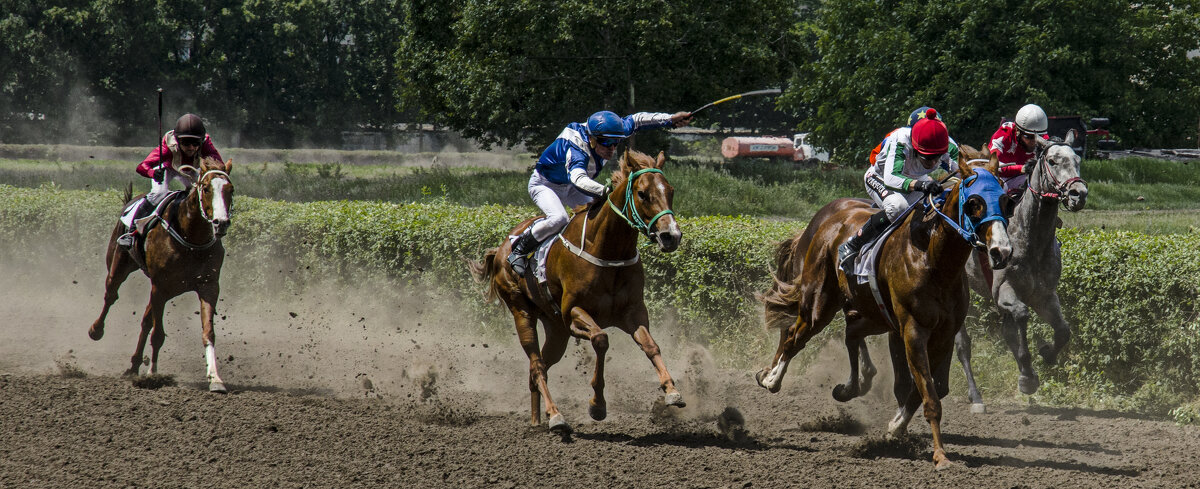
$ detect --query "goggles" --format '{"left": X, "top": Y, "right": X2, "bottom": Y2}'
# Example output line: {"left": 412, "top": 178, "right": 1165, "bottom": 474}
{"left": 595, "top": 136, "right": 625, "bottom": 147}
{"left": 178, "top": 138, "right": 202, "bottom": 148}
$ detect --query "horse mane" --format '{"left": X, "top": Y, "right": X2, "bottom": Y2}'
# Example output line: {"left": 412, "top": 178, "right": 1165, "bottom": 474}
{"left": 958, "top": 144, "right": 995, "bottom": 175}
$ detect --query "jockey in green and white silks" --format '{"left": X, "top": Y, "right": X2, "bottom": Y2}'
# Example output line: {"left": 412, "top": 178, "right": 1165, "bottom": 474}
{"left": 839, "top": 108, "right": 959, "bottom": 272}
{"left": 507, "top": 110, "right": 692, "bottom": 276}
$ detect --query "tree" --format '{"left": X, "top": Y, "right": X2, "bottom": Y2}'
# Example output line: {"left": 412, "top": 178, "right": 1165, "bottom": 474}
{"left": 395, "top": 0, "right": 806, "bottom": 149}
{"left": 790, "top": 0, "right": 1200, "bottom": 162}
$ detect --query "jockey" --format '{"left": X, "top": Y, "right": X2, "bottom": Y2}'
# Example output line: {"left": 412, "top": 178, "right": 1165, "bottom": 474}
{"left": 506, "top": 109, "right": 692, "bottom": 276}
{"left": 118, "top": 114, "right": 223, "bottom": 247}
{"left": 989, "top": 103, "right": 1050, "bottom": 195}
{"left": 838, "top": 108, "right": 960, "bottom": 272}
{"left": 866, "top": 106, "right": 944, "bottom": 166}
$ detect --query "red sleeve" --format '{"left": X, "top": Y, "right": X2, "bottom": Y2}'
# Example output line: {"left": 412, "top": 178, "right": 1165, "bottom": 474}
{"left": 997, "top": 164, "right": 1024, "bottom": 178}
{"left": 136, "top": 142, "right": 172, "bottom": 178}
{"left": 200, "top": 134, "right": 223, "bottom": 162}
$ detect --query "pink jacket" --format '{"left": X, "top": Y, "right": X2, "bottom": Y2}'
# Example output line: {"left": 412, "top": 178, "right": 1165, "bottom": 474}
{"left": 136, "top": 132, "right": 223, "bottom": 179}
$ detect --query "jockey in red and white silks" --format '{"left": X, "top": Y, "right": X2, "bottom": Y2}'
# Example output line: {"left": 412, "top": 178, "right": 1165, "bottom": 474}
{"left": 137, "top": 113, "right": 223, "bottom": 205}
{"left": 989, "top": 104, "right": 1051, "bottom": 194}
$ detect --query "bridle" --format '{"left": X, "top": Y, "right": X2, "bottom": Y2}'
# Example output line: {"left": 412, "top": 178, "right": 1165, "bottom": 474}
{"left": 606, "top": 168, "right": 674, "bottom": 241}
{"left": 926, "top": 168, "right": 1008, "bottom": 250}
{"left": 161, "top": 165, "right": 231, "bottom": 250}
{"left": 558, "top": 167, "right": 673, "bottom": 268}
{"left": 1028, "top": 142, "right": 1086, "bottom": 208}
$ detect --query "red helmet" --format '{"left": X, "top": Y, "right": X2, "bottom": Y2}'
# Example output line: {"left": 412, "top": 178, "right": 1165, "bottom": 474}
{"left": 910, "top": 108, "right": 948, "bottom": 156}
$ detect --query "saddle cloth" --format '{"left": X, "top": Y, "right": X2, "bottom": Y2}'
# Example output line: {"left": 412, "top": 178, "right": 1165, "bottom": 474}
{"left": 506, "top": 232, "right": 557, "bottom": 284}
{"left": 850, "top": 201, "right": 920, "bottom": 284}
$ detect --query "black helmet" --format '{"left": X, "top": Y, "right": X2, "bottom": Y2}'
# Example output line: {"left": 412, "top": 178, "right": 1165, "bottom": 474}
{"left": 174, "top": 113, "right": 206, "bottom": 142}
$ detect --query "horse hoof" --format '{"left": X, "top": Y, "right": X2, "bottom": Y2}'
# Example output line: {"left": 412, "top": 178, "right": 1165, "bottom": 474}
{"left": 548, "top": 414, "right": 572, "bottom": 434}
{"left": 1038, "top": 344, "right": 1058, "bottom": 365}
{"left": 88, "top": 327, "right": 104, "bottom": 341}
{"left": 754, "top": 369, "right": 781, "bottom": 393}
{"left": 832, "top": 384, "right": 856, "bottom": 402}
{"left": 1018, "top": 375, "right": 1040, "bottom": 395}
{"left": 209, "top": 382, "right": 228, "bottom": 394}
{"left": 589, "top": 402, "right": 607, "bottom": 421}
{"left": 935, "top": 458, "right": 956, "bottom": 470}
{"left": 970, "top": 403, "right": 987, "bottom": 414}
{"left": 664, "top": 392, "right": 686, "bottom": 408}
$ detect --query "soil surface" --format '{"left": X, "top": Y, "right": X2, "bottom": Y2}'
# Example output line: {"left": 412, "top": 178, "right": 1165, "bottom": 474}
{"left": 4, "top": 258, "right": 1200, "bottom": 488}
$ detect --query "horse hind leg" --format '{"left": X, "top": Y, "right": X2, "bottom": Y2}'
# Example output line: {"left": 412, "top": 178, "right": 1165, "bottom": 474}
{"left": 513, "top": 309, "right": 564, "bottom": 431}
{"left": 996, "top": 286, "right": 1039, "bottom": 394}
{"left": 90, "top": 237, "right": 138, "bottom": 341}
{"left": 955, "top": 327, "right": 986, "bottom": 413}
{"left": 127, "top": 301, "right": 156, "bottom": 376}
{"left": 833, "top": 314, "right": 872, "bottom": 402}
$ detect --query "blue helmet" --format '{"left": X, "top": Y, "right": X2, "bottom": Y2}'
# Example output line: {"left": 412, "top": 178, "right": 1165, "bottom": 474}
{"left": 908, "top": 106, "right": 944, "bottom": 127}
{"left": 586, "top": 111, "right": 627, "bottom": 139}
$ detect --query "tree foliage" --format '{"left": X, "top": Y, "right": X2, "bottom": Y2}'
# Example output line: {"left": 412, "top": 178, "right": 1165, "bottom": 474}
{"left": 790, "top": 0, "right": 1200, "bottom": 161}
{"left": 394, "top": 0, "right": 806, "bottom": 149}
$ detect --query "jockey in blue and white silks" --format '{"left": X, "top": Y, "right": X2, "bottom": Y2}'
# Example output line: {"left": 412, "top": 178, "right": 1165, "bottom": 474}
{"left": 507, "top": 110, "right": 692, "bottom": 276}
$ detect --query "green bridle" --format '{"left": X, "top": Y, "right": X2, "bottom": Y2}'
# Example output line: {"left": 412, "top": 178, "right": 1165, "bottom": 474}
{"left": 605, "top": 168, "right": 674, "bottom": 239}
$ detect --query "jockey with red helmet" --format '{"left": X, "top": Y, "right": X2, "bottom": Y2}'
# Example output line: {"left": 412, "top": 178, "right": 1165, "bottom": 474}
{"left": 989, "top": 103, "right": 1050, "bottom": 194}
{"left": 838, "top": 108, "right": 960, "bottom": 272}
{"left": 118, "top": 114, "right": 223, "bottom": 247}
{"left": 506, "top": 110, "right": 692, "bottom": 276}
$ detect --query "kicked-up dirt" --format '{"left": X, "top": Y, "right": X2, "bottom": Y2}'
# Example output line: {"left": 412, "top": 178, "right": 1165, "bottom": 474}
{"left": 3, "top": 256, "right": 1200, "bottom": 488}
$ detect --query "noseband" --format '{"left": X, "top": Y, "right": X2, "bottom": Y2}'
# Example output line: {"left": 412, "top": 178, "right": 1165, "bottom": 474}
{"left": 927, "top": 168, "right": 1007, "bottom": 249}
{"left": 1028, "top": 143, "right": 1086, "bottom": 207}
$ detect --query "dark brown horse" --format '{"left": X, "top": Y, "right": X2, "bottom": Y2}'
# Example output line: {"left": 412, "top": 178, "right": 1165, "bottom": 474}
{"left": 89, "top": 156, "right": 234, "bottom": 393}
{"left": 756, "top": 161, "right": 1012, "bottom": 468}
{"left": 467, "top": 149, "right": 684, "bottom": 434}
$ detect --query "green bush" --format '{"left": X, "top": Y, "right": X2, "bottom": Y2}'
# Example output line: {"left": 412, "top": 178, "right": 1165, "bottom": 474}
{"left": 5, "top": 184, "right": 1200, "bottom": 416}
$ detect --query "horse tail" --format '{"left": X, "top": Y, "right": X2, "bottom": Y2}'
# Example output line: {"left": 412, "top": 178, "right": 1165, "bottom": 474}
{"left": 757, "top": 235, "right": 803, "bottom": 330}
{"left": 465, "top": 247, "right": 500, "bottom": 303}
{"left": 122, "top": 182, "right": 133, "bottom": 205}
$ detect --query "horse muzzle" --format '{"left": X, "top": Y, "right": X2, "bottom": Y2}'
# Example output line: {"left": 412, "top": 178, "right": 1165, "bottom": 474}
{"left": 650, "top": 218, "right": 682, "bottom": 252}
{"left": 212, "top": 219, "right": 230, "bottom": 238}
{"left": 1065, "top": 182, "right": 1088, "bottom": 212}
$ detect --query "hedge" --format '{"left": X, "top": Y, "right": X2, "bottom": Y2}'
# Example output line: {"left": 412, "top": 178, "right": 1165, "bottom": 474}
{"left": 3, "top": 184, "right": 1199, "bottom": 416}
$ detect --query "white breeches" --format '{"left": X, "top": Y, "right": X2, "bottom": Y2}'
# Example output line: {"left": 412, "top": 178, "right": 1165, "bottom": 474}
{"left": 865, "top": 173, "right": 928, "bottom": 222}
{"left": 527, "top": 171, "right": 593, "bottom": 241}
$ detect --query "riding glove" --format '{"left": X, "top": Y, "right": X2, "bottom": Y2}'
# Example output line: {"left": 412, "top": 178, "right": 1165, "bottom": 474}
{"left": 912, "top": 180, "right": 941, "bottom": 194}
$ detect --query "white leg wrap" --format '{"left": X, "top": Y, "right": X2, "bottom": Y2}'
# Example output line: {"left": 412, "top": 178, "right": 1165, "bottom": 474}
{"left": 761, "top": 358, "right": 789, "bottom": 391}
{"left": 205, "top": 344, "right": 223, "bottom": 383}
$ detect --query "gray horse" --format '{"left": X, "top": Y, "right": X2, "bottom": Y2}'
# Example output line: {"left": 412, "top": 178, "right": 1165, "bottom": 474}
{"left": 957, "top": 133, "right": 1088, "bottom": 413}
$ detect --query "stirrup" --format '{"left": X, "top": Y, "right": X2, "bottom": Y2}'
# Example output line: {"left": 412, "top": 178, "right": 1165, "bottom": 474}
{"left": 116, "top": 232, "right": 136, "bottom": 248}
{"left": 837, "top": 242, "right": 858, "bottom": 272}
{"left": 507, "top": 252, "right": 529, "bottom": 276}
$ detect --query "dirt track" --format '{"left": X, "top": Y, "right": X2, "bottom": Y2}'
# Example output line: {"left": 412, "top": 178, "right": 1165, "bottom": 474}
{"left": 4, "top": 258, "right": 1200, "bottom": 488}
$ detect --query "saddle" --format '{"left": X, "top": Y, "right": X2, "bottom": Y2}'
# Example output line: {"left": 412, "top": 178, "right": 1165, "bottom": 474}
{"left": 117, "top": 191, "right": 184, "bottom": 270}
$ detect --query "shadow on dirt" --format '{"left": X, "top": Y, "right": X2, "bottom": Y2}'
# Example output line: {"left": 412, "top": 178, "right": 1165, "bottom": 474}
{"left": 1005, "top": 405, "right": 1168, "bottom": 422}
{"left": 942, "top": 432, "right": 1122, "bottom": 455}
{"left": 952, "top": 452, "right": 1141, "bottom": 476}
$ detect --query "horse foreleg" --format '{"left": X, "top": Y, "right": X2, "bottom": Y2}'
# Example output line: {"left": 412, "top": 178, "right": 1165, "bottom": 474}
{"left": 199, "top": 286, "right": 226, "bottom": 393}
{"left": 900, "top": 326, "right": 952, "bottom": 469}
{"left": 90, "top": 245, "right": 137, "bottom": 341}
{"left": 996, "top": 285, "right": 1038, "bottom": 394}
{"left": 955, "top": 327, "right": 986, "bottom": 413}
{"left": 1029, "top": 292, "right": 1071, "bottom": 366}
{"left": 568, "top": 308, "right": 613, "bottom": 420}
{"left": 146, "top": 289, "right": 170, "bottom": 375}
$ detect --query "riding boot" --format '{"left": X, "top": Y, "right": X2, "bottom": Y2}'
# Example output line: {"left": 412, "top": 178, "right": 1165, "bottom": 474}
{"left": 506, "top": 228, "right": 541, "bottom": 277}
{"left": 838, "top": 211, "right": 892, "bottom": 273}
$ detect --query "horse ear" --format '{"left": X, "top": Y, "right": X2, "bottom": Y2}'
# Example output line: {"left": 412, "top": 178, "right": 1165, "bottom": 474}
{"left": 655, "top": 151, "right": 666, "bottom": 169}
{"left": 1064, "top": 129, "right": 1077, "bottom": 147}
{"left": 619, "top": 147, "right": 633, "bottom": 174}
{"left": 1034, "top": 135, "right": 1053, "bottom": 150}
{"left": 225, "top": 158, "right": 234, "bottom": 174}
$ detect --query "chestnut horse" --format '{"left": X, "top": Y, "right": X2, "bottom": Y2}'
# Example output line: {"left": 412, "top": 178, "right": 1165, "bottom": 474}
{"left": 958, "top": 134, "right": 1088, "bottom": 413}
{"left": 89, "top": 156, "right": 234, "bottom": 393}
{"left": 756, "top": 162, "right": 1012, "bottom": 468}
{"left": 467, "top": 149, "right": 684, "bottom": 434}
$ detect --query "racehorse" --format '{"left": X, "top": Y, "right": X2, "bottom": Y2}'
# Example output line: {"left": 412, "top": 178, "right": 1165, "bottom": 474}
{"left": 957, "top": 134, "right": 1088, "bottom": 413}
{"left": 756, "top": 161, "right": 1012, "bottom": 468}
{"left": 466, "top": 149, "right": 685, "bottom": 434}
{"left": 88, "top": 156, "right": 234, "bottom": 393}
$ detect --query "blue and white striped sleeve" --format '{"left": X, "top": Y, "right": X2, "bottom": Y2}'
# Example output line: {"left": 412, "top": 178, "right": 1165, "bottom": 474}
{"left": 623, "top": 112, "right": 674, "bottom": 135}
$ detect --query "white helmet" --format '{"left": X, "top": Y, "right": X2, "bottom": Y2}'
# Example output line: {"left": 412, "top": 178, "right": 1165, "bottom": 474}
{"left": 1014, "top": 104, "right": 1048, "bottom": 135}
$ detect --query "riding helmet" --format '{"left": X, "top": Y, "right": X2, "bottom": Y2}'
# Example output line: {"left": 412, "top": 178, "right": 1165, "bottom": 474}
{"left": 585, "top": 111, "right": 628, "bottom": 139}
{"left": 910, "top": 108, "right": 949, "bottom": 156}
{"left": 1014, "top": 104, "right": 1048, "bottom": 135}
{"left": 907, "top": 106, "right": 943, "bottom": 127}
{"left": 174, "top": 113, "right": 206, "bottom": 142}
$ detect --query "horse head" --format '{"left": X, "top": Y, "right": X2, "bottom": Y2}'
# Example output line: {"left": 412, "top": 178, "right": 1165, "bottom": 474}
{"left": 950, "top": 164, "right": 1013, "bottom": 269}
{"left": 612, "top": 149, "right": 681, "bottom": 252}
{"left": 180, "top": 156, "right": 235, "bottom": 238}
{"left": 1032, "top": 135, "right": 1088, "bottom": 211}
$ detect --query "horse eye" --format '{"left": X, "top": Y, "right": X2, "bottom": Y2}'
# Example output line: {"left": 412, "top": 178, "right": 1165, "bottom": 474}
{"left": 637, "top": 190, "right": 648, "bottom": 201}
